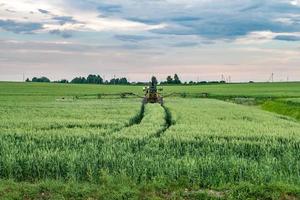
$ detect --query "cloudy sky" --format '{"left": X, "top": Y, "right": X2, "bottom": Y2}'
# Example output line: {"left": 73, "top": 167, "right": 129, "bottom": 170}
{"left": 1, "top": 0, "right": 300, "bottom": 82}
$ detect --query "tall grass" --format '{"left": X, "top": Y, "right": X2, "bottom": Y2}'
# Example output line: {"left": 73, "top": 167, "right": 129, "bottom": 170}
{"left": 262, "top": 99, "right": 300, "bottom": 121}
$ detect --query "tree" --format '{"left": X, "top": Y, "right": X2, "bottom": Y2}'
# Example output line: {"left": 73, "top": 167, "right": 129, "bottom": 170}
{"left": 108, "top": 77, "right": 129, "bottom": 85}
{"left": 110, "top": 78, "right": 118, "bottom": 84}
{"left": 119, "top": 77, "right": 129, "bottom": 84}
{"left": 173, "top": 74, "right": 181, "bottom": 84}
{"left": 97, "top": 75, "right": 103, "bottom": 84}
{"left": 86, "top": 74, "right": 96, "bottom": 84}
{"left": 40, "top": 77, "right": 50, "bottom": 82}
{"left": 166, "top": 76, "right": 173, "bottom": 84}
{"left": 86, "top": 74, "right": 103, "bottom": 84}
{"left": 71, "top": 77, "right": 86, "bottom": 84}
{"left": 56, "top": 79, "right": 69, "bottom": 83}
{"left": 25, "top": 78, "right": 30, "bottom": 82}
{"left": 31, "top": 77, "right": 50, "bottom": 82}
{"left": 70, "top": 74, "right": 103, "bottom": 84}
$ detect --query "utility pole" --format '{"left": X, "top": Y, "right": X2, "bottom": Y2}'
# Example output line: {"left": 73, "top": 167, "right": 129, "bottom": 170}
{"left": 268, "top": 73, "right": 274, "bottom": 82}
{"left": 22, "top": 73, "right": 25, "bottom": 82}
{"left": 221, "top": 74, "right": 225, "bottom": 82}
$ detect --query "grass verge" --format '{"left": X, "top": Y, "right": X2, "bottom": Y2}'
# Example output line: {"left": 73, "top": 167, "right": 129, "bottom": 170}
{"left": 262, "top": 100, "right": 300, "bottom": 121}
{"left": 0, "top": 177, "right": 299, "bottom": 200}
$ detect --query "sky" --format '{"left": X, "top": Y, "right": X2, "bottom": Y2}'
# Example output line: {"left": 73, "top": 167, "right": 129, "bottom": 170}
{"left": 0, "top": 0, "right": 300, "bottom": 82}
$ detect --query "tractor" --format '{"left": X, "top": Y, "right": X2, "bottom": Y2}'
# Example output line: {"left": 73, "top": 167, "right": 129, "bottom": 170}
{"left": 72, "top": 76, "right": 165, "bottom": 104}
{"left": 143, "top": 77, "right": 163, "bottom": 105}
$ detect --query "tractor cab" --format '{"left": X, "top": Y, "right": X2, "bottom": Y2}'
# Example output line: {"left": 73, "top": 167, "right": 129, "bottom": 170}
{"left": 143, "top": 77, "right": 163, "bottom": 105}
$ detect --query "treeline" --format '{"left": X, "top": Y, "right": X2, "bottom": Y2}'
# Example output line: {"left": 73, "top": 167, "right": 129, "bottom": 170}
{"left": 186, "top": 80, "right": 226, "bottom": 85}
{"left": 26, "top": 74, "right": 228, "bottom": 85}
{"left": 26, "top": 77, "right": 50, "bottom": 83}
{"left": 26, "top": 74, "right": 130, "bottom": 85}
{"left": 160, "top": 74, "right": 181, "bottom": 84}
{"left": 71, "top": 75, "right": 104, "bottom": 84}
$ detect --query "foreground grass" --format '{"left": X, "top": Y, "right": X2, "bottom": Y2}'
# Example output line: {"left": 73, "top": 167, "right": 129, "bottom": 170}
{"left": 0, "top": 177, "right": 299, "bottom": 200}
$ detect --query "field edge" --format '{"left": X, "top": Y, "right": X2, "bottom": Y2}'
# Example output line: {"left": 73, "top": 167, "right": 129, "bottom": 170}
{"left": 0, "top": 177, "right": 299, "bottom": 200}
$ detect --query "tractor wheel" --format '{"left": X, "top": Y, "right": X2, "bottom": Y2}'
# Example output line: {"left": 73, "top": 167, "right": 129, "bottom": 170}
{"left": 158, "top": 97, "right": 164, "bottom": 106}
{"left": 142, "top": 97, "right": 148, "bottom": 105}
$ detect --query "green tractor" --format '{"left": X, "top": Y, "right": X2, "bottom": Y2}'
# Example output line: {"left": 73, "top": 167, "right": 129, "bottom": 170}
{"left": 143, "top": 77, "right": 163, "bottom": 105}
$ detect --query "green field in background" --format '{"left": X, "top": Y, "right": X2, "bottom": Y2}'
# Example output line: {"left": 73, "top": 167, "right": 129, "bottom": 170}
{"left": 1, "top": 81, "right": 300, "bottom": 98}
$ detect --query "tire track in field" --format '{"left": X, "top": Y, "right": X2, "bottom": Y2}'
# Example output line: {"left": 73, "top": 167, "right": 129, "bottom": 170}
{"left": 127, "top": 104, "right": 174, "bottom": 139}
{"left": 107, "top": 103, "right": 145, "bottom": 137}
{"left": 110, "top": 103, "right": 173, "bottom": 140}
{"left": 110, "top": 103, "right": 173, "bottom": 154}
{"left": 155, "top": 105, "right": 174, "bottom": 137}
{"left": 127, "top": 103, "right": 145, "bottom": 126}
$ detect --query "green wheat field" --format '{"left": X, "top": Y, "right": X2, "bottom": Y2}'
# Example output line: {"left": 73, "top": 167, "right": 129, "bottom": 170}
{"left": 0, "top": 82, "right": 299, "bottom": 199}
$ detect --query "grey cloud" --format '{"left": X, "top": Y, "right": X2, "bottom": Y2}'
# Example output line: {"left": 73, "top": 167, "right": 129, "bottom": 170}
{"left": 49, "top": 30, "right": 72, "bottom": 38}
{"left": 5, "top": 9, "right": 17, "bottom": 13}
{"left": 274, "top": 35, "right": 300, "bottom": 41}
{"left": 125, "top": 17, "right": 161, "bottom": 25}
{"left": 0, "top": 12, "right": 79, "bottom": 38}
{"left": 38, "top": 9, "right": 50, "bottom": 14}
{"left": 114, "top": 34, "right": 160, "bottom": 42}
{"left": 131, "top": 12, "right": 271, "bottom": 40}
{"left": 126, "top": 16, "right": 202, "bottom": 24}
{"left": 0, "top": 19, "right": 42, "bottom": 34}
{"left": 171, "top": 41, "right": 199, "bottom": 47}
{"left": 92, "top": 0, "right": 300, "bottom": 41}
{"left": 52, "top": 16, "right": 78, "bottom": 25}
{"left": 97, "top": 3, "right": 122, "bottom": 15}
{"left": 239, "top": 3, "right": 264, "bottom": 12}
{"left": 152, "top": 11, "right": 300, "bottom": 39}
{"left": 170, "top": 16, "right": 202, "bottom": 22}
{"left": 3, "top": 0, "right": 300, "bottom": 42}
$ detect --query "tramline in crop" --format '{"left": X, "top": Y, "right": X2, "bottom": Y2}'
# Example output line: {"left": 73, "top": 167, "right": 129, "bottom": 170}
{"left": 114, "top": 104, "right": 166, "bottom": 140}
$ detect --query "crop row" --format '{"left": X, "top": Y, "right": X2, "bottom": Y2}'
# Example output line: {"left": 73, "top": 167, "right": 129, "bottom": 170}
{"left": 114, "top": 104, "right": 166, "bottom": 140}
{"left": 164, "top": 99, "right": 300, "bottom": 140}
{"left": 0, "top": 97, "right": 299, "bottom": 188}
{"left": 0, "top": 96, "right": 140, "bottom": 136}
